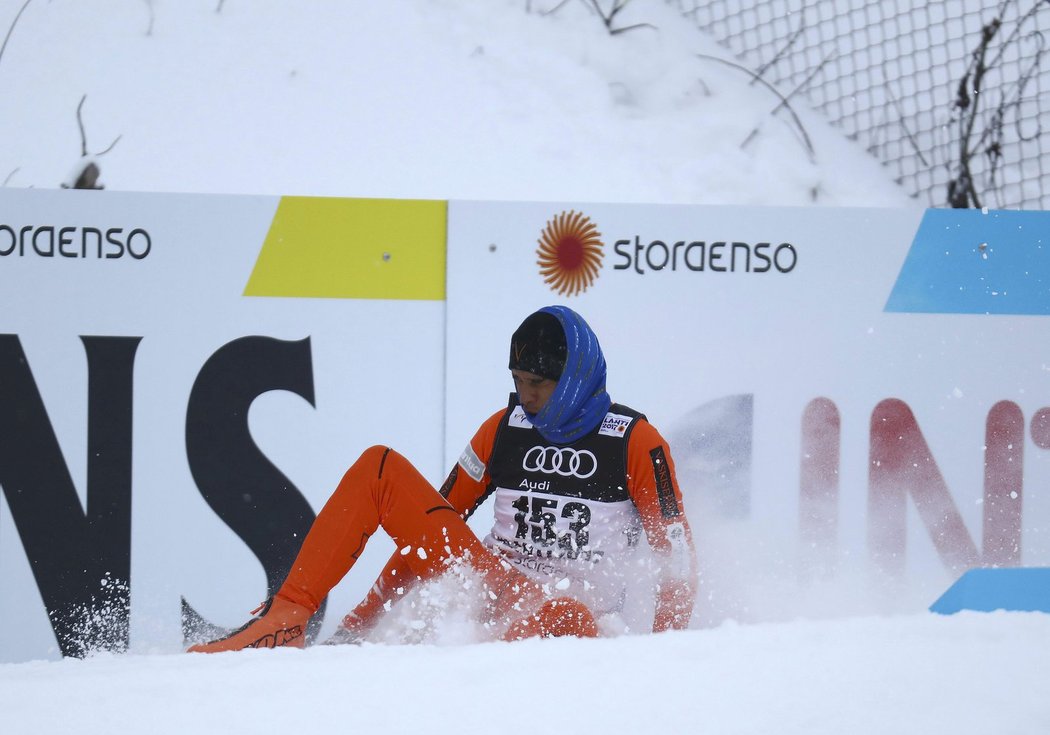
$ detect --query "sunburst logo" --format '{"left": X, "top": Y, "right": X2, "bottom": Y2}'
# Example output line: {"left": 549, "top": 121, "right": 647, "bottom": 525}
{"left": 536, "top": 210, "right": 604, "bottom": 296}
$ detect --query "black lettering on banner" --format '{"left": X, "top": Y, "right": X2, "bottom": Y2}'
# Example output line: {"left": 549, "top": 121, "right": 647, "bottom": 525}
{"left": 731, "top": 242, "right": 751, "bottom": 271}
{"left": 613, "top": 239, "right": 632, "bottom": 270}
{"left": 0, "top": 224, "right": 14, "bottom": 255}
{"left": 604, "top": 235, "right": 798, "bottom": 274}
{"left": 630, "top": 238, "right": 646, "bottom": 275}
{"left": 82, "top": 227, "right": 102, "bottom": 258}
{"left": 126, "top": 228, "right": 151, "bottom": 259}
{"left": 671, "top": 241, "right": 685, "bottom": 269}
{"left": 753, "top": 242, "right": 772, "bottom": 272}
{"left": 774, "top": 243, "right": 797, "bottom": 272}
{"left": 632, "top": 236, "right": 644, "bottom": 274}
{"left": 709, "top": 241, "right": 726, "bottom": 272}
{"left": 646, "top": 240, "right": 669, "bottom": 271}
{"left": 650, "top": 445, "right": 680, "bottom": 519}
{"left": 58, "top": 227, "right": 77, "bottom": 258}
{"left": 0, "top": 334, "right": 140, "bottom": 657}
{"left": 105, "top": 228, "right": 124, "bottom": 259}
{"left": 684, "top": 241, "right": 704, "bottom": 271}
{"left": 183, "top": 336, "right": 325, "bottom": 643}
{"left": 0, "top": 225, "right": 152, "bottom": 259}
{"left": 33, "top": 226, "right": 54, "bottom": 257}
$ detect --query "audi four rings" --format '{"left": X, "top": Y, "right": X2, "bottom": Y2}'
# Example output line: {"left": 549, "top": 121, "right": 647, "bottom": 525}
{"left": 522, "top": 446, "right": 598, "bottom": 479}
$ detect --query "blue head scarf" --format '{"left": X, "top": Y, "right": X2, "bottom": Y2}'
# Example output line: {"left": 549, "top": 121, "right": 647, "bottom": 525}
{"left": 516, "top": 305, "right": 611, "bottom": 444}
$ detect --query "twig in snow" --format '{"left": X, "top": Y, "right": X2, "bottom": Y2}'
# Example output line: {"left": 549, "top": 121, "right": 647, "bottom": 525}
{"left": 75, "top": 95, "right": 90, "bottom": 156}
{"left": 143, "top": 0, "right": 154, "bottom": 36}
{"left": 0, "top": 0, "right": 33, "bottom": 70}
{"left": 585, "top": 0, "right": 655, "bottom": 35}
{"left": 752, "top": 9, "right": 807, "bottom": 83}
{"left": 74, "top": 94, "right": 122, "bottom": 159}
{"left": 63, "top": 95, "right": 123, "bottom": 190}
{"left": 695, "top": 52, "right": 815, "bottom": 161}
{"left": 541, "top": 0, "right": 574, "bottom": 16}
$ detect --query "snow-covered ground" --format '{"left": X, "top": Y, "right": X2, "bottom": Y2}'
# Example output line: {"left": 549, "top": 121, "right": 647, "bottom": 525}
{"left": 4, "top": 1, "right": 1044, "bottom": 733}
{"left": 2, "top": 612, "right": 1048, "bottom": 734}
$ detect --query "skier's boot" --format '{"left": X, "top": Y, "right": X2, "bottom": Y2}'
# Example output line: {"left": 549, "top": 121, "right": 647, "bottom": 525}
{"left": 187, "top": 595, "right": 312, "bottom": 653}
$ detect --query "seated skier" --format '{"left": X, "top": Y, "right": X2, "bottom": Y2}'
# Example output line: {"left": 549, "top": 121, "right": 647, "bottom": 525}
{"left": 189, "top": 305, "right": 697, "bottom": 651}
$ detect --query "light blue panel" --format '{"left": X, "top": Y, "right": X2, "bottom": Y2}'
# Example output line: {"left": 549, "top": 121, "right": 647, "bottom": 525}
{"left": 930, "top": 567, "right": 1050, "bottom": 614}
{"left": 885, "top": 209, "right": 1050, "bottom": 315}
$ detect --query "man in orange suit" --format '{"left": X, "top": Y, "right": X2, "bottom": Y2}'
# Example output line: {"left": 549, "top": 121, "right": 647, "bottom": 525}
{"left": 189, "top": 305, "right": 696, "bottom": 651}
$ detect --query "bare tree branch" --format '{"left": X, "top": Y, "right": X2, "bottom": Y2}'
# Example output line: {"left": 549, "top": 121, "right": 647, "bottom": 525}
{"left": 773, "top": 51, "right": 836, "bottom": 116}
{"left": 97, "top": 134, "right": 123, "bottom": 156}
{"left": 753, "top": 9, "right": 807, "bottom": 83}
{"left": 73, "top": 94, "right": 123, "bottom": 158}
{"left": 695, "top": 52, "right": 815, "bottom": 161}
{"left": 541, "top": 0, "right": 573, "bottom": 16}
{"left": 586, "top": 0, "right": 655, "bottom": 35}
{"left": 64, "top": 95, "right": 122, "bottom": 189}
{"left": 0, "top": 0, "right": 33, "bottom": 70}
{"left": 943, "top": 1, "right": 1048, "bottom": 208}
{"left": 75, "top": 94, "right": 89, "bottom": 157}
{"left": 143, "top": 0, "right": 154, "bottom": 36}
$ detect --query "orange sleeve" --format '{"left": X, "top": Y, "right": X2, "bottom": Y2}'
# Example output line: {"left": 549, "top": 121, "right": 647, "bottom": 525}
{"left": 438, "top": 408, "right": 504, "bottom": 519}
{"left": 339, "top": 409, "right": 505, "bottom": 636}
{"left": 625, "top": 419, "right": 698, "bottom": 632}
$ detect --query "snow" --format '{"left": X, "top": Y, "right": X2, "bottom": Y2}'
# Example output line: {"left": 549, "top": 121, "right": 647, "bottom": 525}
{"left": 2, "top": 612, "right": 1049, "bottom": 734}
{"left": 2, "top": 1, "right": 1043, "bottom": 732}
{"left": 0, "top": 0, "right": 916, "bottom": 207}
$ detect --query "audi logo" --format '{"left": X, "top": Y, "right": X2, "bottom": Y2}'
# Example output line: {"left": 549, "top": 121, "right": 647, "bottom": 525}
{"left": 522, "top": 446, "right": 598, "bottom": 479}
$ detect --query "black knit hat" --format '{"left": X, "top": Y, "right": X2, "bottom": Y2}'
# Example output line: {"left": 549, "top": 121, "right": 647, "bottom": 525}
{"left": 508, "top": 310, "right": 567, "bottom": 380}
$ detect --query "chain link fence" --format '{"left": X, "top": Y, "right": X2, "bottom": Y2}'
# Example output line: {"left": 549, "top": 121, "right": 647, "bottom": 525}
{"left": 669, "top": 0, "right": 1050, "bottom": 210}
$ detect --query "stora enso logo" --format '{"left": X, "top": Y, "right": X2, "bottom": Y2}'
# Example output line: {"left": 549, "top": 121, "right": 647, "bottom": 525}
{"left": 536, "top": 210, "right": 604, "bottom": 297}
{"left": 535, "top": 209, "right": 799, "bottom": 296}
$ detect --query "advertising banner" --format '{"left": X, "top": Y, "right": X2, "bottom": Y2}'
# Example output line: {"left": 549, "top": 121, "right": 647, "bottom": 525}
{"left": 445, "top": 202, "right": 1050, "bottom": 626}
{"left": 0, "top": 189, "right": 446, "bottom": 662}
{"left": 3, "top": 188, "right": 1048, "bottom": 661}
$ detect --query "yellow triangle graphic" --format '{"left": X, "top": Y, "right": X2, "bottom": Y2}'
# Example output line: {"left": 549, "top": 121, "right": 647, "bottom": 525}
{"left": 245, "top": 197, "right": 446, "bottom": 300}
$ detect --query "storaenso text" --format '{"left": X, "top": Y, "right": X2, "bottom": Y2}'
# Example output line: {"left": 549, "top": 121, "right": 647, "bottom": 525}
{"left": 0, "top": 225, "right": 152, "bottom": 260}
{"left": 613, "top": 237, "right": 796, "bottom": 274}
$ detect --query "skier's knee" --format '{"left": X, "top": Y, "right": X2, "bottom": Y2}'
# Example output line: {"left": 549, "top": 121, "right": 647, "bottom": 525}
{"left": 348, "top": 445, "right": 395, "bottom": 480}
{"left": 502, "top": 597, "right": 599, "bottom": 641}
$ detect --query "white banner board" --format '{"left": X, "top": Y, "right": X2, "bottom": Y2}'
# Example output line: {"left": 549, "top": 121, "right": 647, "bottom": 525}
{"left": 445, "top": 201, "right": 1050, "bottom": 625}
{"left": 1, "top": 189, "right": 446, "bottom": 662}
{"left": 2, "top": 189, "right": 1048, "bottom": 662}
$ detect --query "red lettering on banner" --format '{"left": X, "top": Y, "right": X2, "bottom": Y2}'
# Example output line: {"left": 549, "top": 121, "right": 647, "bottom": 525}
{"left": 1031, "top": 407, "right": 1050, "bottom": 449}
{"left": 799, "top": 398, "right": 839, "bottom": 578}
{"left": 982, "top": 401, "right": 1024, "bottom": 565}
{"left": 868, "top": 399, "right": 979, "bottom": 576}
{"left": 800, "top": 398, "right": 1034, "bottom": 578}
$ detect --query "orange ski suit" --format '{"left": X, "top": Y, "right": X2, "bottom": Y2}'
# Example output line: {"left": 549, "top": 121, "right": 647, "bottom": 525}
{"left": 188, "top": 406, "right": 695, "bottom": 652}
